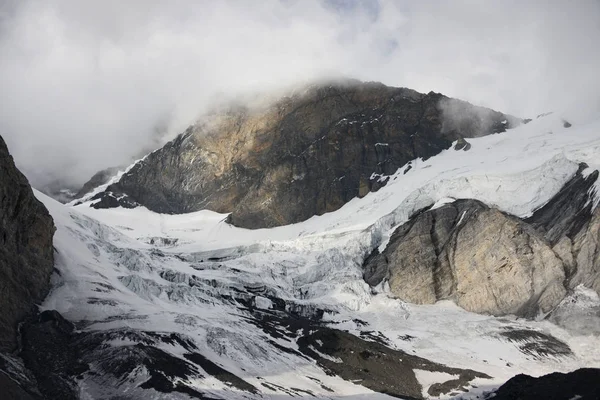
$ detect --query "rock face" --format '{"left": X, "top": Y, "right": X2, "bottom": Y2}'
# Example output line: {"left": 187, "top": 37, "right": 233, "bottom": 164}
{"left": 453, "top": 137, "right": 471, "bottom": 151}
{"left": 526, "top": 164, "right": 598, "bottom": 245}
{"left": 364, "top": 200, "right": 566, "bottom": 317}
{"left": 526, "top": 164, "right": 600, "bottom": 293}
{"left": 0, "top": 135, "right": 55, "bottom": 352}
{"left": 488, "top": 368, "right": 600, "bottom": 400}
{"left": 92, "top": 80, "right": 518, "bottom": 228}
{"left": 570, "top": 205, "right": 600, "bottom": 293}
{"left": 364, "top": 165, "right": 600, "bottom": 317}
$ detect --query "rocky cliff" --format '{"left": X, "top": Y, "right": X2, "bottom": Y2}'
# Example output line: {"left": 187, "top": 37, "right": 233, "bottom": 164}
{"left": 0, "top": 135, "right": 55, "bottom": 352}
{"left": 526, "top": 164, "right": 600, "bottom": 293}
{"left": 90, "top": 80, "right": 518, "bottom": 228}
{"left": 364, "top": 165, "right": 599, "bottom": 317}
{"left": 488, "top": 368, "right": 600, "bottom": 400}
{"left": 0, "top": 134, "right": 55, "bottom": 399}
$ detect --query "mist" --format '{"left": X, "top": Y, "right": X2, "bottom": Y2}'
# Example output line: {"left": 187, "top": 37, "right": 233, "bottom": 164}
{"left": 1, "top": 0, "right": 599, "bottom": 188}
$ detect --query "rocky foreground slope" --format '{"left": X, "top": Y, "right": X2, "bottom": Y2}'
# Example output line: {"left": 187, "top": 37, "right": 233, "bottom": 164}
{"left": 87, "top": 80, "right": 519, "bottom": 228}
{"left": 490, "top": 368, "right": 600, "bottom": 400}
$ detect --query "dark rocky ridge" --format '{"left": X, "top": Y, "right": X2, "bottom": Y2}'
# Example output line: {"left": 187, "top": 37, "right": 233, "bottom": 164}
{"left": 0, "top": 134, "right": 55, "bottom": 399}
{"left": 526, "top": 163, "right": 599, "bottom": 245}
{"left": 364, "top": 165, "right": 600, "bottom": 317}
{"left": 0, "top": 135, "right": 55, "bottom": 352}
{"left": 91, "top": 80, "right": 519, "bottom": 228}
{"left": 486, "top": 368, "right": 600, "bottom": 400}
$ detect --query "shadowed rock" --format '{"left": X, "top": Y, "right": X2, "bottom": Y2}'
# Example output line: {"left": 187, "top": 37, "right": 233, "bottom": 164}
{"left": 0, "top": 135, "right": 55, "bottom": 352}
{"left": 526, "top": 163, "right": 598, "bottom": 245}
{"left": 488, "top": 368, "right": 600, "bottom": 400}
{"left": 454, "top": 137, "right": 471, "bottom": 151}
{"left": 526, "top": 164, "right": 600, "bottom": 293}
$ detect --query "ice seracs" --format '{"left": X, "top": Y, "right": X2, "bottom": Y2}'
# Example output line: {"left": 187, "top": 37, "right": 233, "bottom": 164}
{"left": 24, "top": 112, "right": 599, "bottom": 398}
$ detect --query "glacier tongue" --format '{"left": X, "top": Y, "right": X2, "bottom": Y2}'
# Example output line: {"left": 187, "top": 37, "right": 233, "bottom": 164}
{"left": 35, "top": 113, "right": 600, "bottom": 399}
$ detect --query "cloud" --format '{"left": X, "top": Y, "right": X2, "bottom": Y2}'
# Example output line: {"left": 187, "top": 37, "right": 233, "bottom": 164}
{"left": 0, "top": 0, "right": 598, "bottom": 188}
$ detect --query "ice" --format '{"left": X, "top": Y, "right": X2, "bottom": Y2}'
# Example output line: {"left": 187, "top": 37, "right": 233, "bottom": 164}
{"left": 34, "top": 113, "right": 600, "bottom": 398}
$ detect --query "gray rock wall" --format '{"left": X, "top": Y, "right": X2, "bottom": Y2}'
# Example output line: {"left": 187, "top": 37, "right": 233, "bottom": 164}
{"left": 0, "top": 135, "right": 55, "bottom": 351}
{"left": 364, "top": 164, "right": 600, "bottom": 317}
{"left": 364, "top": 200, "right": 566, "bottom": 317}
{"left": 91, "top": 80, "right": 517, "bottom": 228}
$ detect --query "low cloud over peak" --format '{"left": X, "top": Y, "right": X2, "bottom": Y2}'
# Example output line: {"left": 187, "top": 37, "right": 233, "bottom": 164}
{"left": 1, "top": 0, "right": 599, "bottom": 188}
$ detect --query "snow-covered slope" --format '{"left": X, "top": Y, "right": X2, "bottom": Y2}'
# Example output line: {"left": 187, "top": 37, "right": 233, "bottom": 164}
{"left": 37, "top": 113, "right": 600, "bottom": 399}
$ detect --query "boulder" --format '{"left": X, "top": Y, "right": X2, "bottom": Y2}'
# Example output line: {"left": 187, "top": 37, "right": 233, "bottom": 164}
{"left": 454, "top": 137, "right": 471, "bottom": 151}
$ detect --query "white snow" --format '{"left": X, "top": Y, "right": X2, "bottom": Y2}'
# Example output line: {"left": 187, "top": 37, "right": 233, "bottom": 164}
{"left": 254, "top": 296, "right": 273, "bottom": 310}
{"left": 36, "top": 113, "right": 600, "bottom": 398}
{"left": 413, "top": 370, "right": 458, "bottom": 399}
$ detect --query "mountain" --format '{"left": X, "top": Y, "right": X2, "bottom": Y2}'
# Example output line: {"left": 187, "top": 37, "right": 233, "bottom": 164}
{"left": 1, "top": 81, "right": 600, "bottom": 399}
{"left": 0, "top": 135, "right": 55, "bottom": 399}
{"left": 86, "top": 80, "right": 520, "bottom": 228}
{"left": 0, "top": 135, "right": 55, "bottom": 351}
{"left": 364, "top": 165, "right": 600, "bottom": 317}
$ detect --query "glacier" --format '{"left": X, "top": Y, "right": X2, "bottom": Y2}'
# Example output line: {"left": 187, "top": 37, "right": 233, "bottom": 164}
{"left": 36, "top": 112, "right": 600, "bottom": 399}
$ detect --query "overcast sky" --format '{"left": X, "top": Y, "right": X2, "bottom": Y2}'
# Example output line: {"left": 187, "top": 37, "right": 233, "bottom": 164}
{"left": 1, "top": 0, "right": 599, "bottom": 187}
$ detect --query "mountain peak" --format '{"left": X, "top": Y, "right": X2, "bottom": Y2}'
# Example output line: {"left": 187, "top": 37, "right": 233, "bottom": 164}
{"left": 86, "top": 80, "right": 520, "bottom": 228}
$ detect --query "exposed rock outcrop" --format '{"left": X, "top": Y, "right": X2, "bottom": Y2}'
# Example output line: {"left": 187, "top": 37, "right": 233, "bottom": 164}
{"left": 526, "top": 163, "right": 600, "bottom": 293}
{"left": 487, "top": 368, "right": 600, "bottom": 400}
{"left": 0, "top": 135, "right": 55, "bottom": 352}
{"left": 364, "top": 200, "right": 566, "bottom": 317}
{"left": 364, "top": 165, "right": 600, "bottom": 317}
{"left": 526, "top": 163, "right": 598, "bottom": 245}
{"left": 453, "top": 137, "right": 471, "bottom": 151}
{"left": 91, "top": 80, "right": 518, "bottom": 228}
{"left": 570, "top": 206, "right": 600, "bottom": 293}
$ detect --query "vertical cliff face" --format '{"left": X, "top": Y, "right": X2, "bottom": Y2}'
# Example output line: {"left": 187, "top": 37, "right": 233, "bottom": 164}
{"left": 525, "top": 164, "right": 600, "bottom": 294}
{"left": 363, "top": 199, "right": 567, "bottom": 317}
{"left": 363, "top": 165, "right": 600, "bottom": 318}
{"left": 90, "top": 80, "right": 518, "bottom": 228}
{"left": 0, "top": 135, "right": 55, "bottom": 352}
